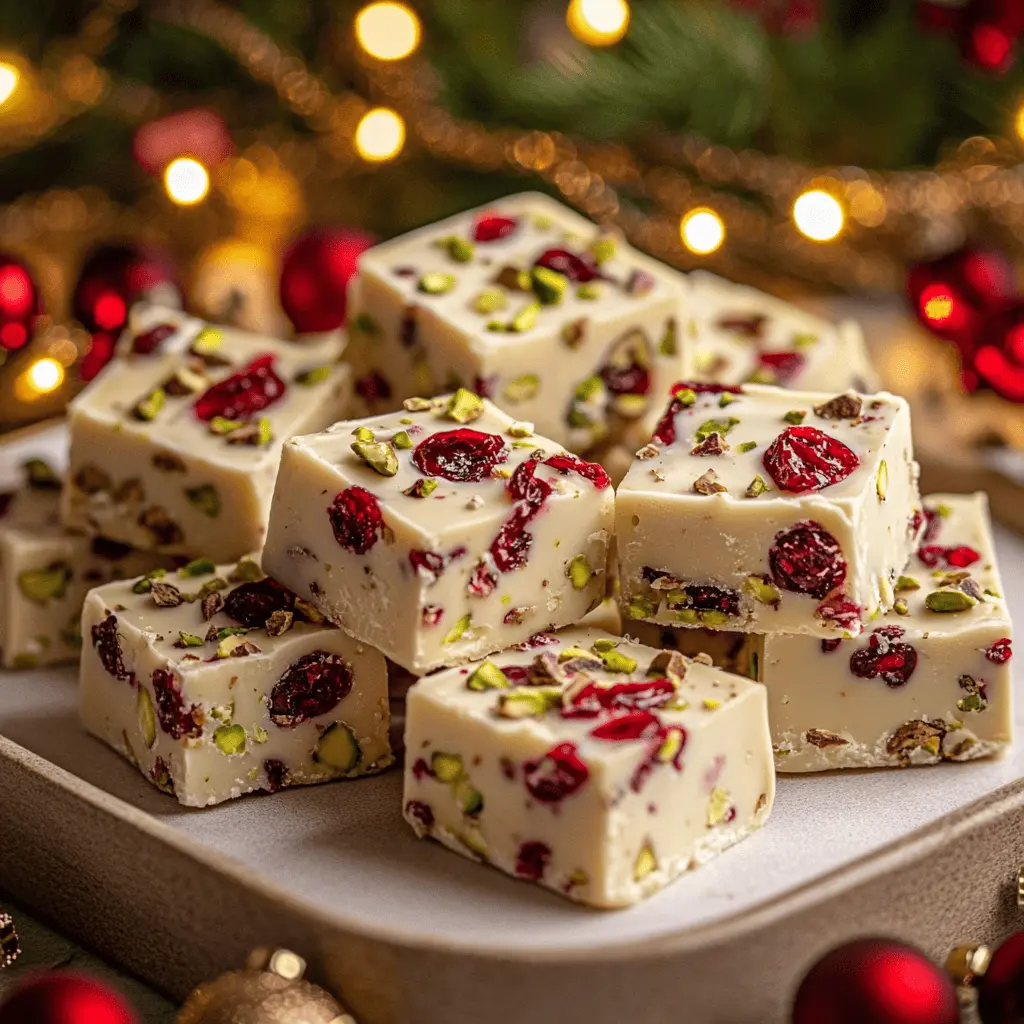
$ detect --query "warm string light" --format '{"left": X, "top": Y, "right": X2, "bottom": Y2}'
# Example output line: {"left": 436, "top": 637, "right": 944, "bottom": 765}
{"left": 793, "top": 190, "right": 845, "bottom": 242}
{"left": 164, "top": 157, "right": 211, "bottom": 205}
{"left": 355, "top": 107, "right": 405, "bottom": 162}
{"left": 0, "top": 62, "right": 19, "bottom": 107}
{"left": 26, "top": 357, "right": 63, "bottom": 394}
{"left": 566, "top": 0, "right": 631, "bottom": 47}
{"left": 355, "top": 2, "right": 421, "bottom": 61}
{"left": 681, "top": 208, "right": 725, "bottom": 255}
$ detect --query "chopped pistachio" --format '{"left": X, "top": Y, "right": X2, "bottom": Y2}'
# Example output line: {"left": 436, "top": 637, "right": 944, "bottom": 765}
{"left": 265, "top": 610, "right": 294, "bottom": 637}
{"left": 209, "top": 416, "right": 244, "bottom": 436}
{"left": 876, "top": 460, "right": 888, "bottom": 501}
{"left": 574, "top": 375, "right": 603, "bottom": 402}
{"left": 936, "top": 503, "right": 953, "bottom": 518}
{"left": 497, "top": 688, "right": 561, "bottom": 718}
{"left": 137, "top": 687, "right": 157, "bottom": 749}
{"left": 455, "top": 780, "right": 484, "bottom": 815}
{"left": 894, "top": 598, "right": 909, "bottom": 615}
{"left": 703, "top": 698, "right": 722, "bottom": 710}
{"left": 191, "top": 327, "right": 223, "bottom": 355}
{"left": 633, "top": 843, "right": 658, "bottom": 882}
{"left": 295, "top": 366, "right": 331, "bottom": 386}
{"left": 695, "top": 417, "right": 739, "bottom": 443}
{"left": 17, "top": 563, "right": 71, "bottom": 604}
{"left": 351, "top": 312, "right": 381, "bottom": 339}
{"left": 438, "top": 235, "right": 475, "bottom": 262}
{"left": 178, "top": 558, "right": 216, "bottom": 578}
{"left": 706, "top": 787, "right": 731, "bottom": 827}
{"left": 925, "top": 590, "right": 977, "bottom": 613}
{"left": 132, "top": 388, "right": 165, "bottom": 422}
{"left": 446, "top": 388, "right": 484, "bottom": 423}
{"left": 466, "top": 660, "right": 510, "bottom": 691}
{"left": 737, "top": 441, "right": 758, "bottom": 453}
{"left": 503, "top": 374, "right": 541, "bottom": 403}
{"left": 403, "top": 396, "right": 434, "bottom": 412}
{"left": 418, "top": 271, "right": 457, "bottom": 295}
{"left": 509, "top": 301, "right": 540, "bottom": 333}
{"left": 675, "top": 388, "right": 697, "bottom": 407}
{"left": 592, "top": 638, "right": 619, "bottom": 653}
{"left": 530, "top": 266, "right": 568, "bottom": 305}
{"left": 387, "top": 430, "right": 412, "bottom": 452}
{"left": 895, "top": 575, "right": 920, "bottom": 592}
{"left": 719, "top": 392, "right": 737, "bottom": 408}
{"left": 227, "top": 557, "right": 263, "bottom": 583}
{"left": 353, "top": 426, "right": 375, "bottom": 442}
{"left": 694, "top": 469, "right": 727, "bottom": 495}
{"left": 185, "top": 484, "right": 220, "bottom": 518}
{"left": 746, "top": 474, "right": 770, "bottom": 498}
{"left": 24, "top": 458, "right": 61, "bottom": 490}
{"left": 745, "top": 575, "right": 780, "bottom": 606}
{"left": 793, "top": 332, "right": 818, "bottom": 348}
{"left": 174, "top": 631, "right": 205, "bottom": 648}
{"left": 472, "top": 287, "right": 507, "bottom": 314}
{"left": 600, "top": 648, "right": 638, "bottom": 673}
{"left": 590, "top": 235, "right": 617, "bottom": 264}
{"left": 293, "top": 596, "right": 324, "bottom": 623}
{"left": 507, "top": 420, "right": 534, "bottom": 438}
{"left": 567, "top": 554, "right": 594, "bottom": 590}
{"left": 214, "top": 724, "right": 247, "bottom": 755}
{"left": 443, "top": 613, "right": 472, "bottom": 645}
{"left": 431, "top": 752, "right": 464, "bottom": 782}
{"left": 151, "top": 582, "right": 184, "bottom": 608}
{"left": 783, "top": 410, "right": 806, "bottom": 425}
{"left": 132, "top": 568, "right": 167, "bottom": 593}
{"left": 351, "top": 440, "right": 399, "bottom": 477}
{"left": 627, "top": 597, "right": 656, "bottom": 619}
{"left": 576, "top": 282, "right": 602, "bottom": 300}
{"left": 403, "top": 477, "right": 438, "bottom": 498}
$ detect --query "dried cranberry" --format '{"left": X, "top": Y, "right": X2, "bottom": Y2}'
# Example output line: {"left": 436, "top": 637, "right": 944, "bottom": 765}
{"left": 507, "top": 459, "right": 551, "bottom": 506}
{"left": 131, "top": 323, "right": 177, "bottom": 355}
{"left": 193, "top": 354, "right": 286, "bottom": 421}
{"left": 821, "top": 638, "right": 843, "bottom": 653}
{"left": 328, "top": 486, "right": 385, "bottom": 554}
{"left": 523, "top": 742, "right": 589, "bottom": 803}
{"left": 946, "top": 545, "right": 981, "bottom": 568}
{"left": 412, "top": 428, "right": 508, "bottom": 483}
{"left": 409, "top": 545, "right": 467, "bottom": 584}
{"left": 651, "top": 398, "right": 683, "bottom": 445}
{"left": 514, "top": 632, "right": 559, "bottom": 650}
{"left": 917, "top": 545, "right": 945, "bottom": 568}
{"left": 908, "top": 509, "right": 925, "bottom": 540}
{"left": 467, "top": 560, "right": 498, "bottom": 598}
{"left": 685, "top": 584, "right": 740, "bottom": 616}
{"left": 473, "top": 374, "right": 495, "bottom": 399}
{"left": 515, "top": 841, "right": 551, "bottom": 881}
{"left": 224, "top": 578, "right": 294, "bottom": 627}
{"left": 985, "top": 638, "right": 1013, "bottom": 664}
{"left": 563, "top": 679, "right": 676, "bottom": 718}
{"left": 422, "top": 604, "right": 444, "bottom": 627}
{"left": 90, "top": 536, "right": 134, "bottom": 561}
{"left": 269, "top": 650, "right": 353, "bottom": 727}
{"left": 92, "top": 614, "right": 131, "bottom": 682}
{"left": 816, "top": 594, "right": 862, "bottom": 630}
{"left": 264, "top": 759, "right": 288, "bottom": 792}
{"left": 491, "top": 502, "right": 535, "bottom": 573}
{"left": 757, "top": 351, "right": 806, "bottom": 384}
{"left": 399, "top": 307, "right": 417, "bottom": 348}
{"left": 769, "top": 521, "right": 847, "bottom": 599}
{"left": 412, "top": 758, "right": 431, "bottom": 779}
{"left": 923, "top": 507, "right": 942, "bottom": 542}
{"left": 763, "top": 427, "right": 860, "bottom": 493}
{"left": 589, "top": 712, "right": 663, "bottom": 742}
{"left": 534, "top": 248, "right": 600, "bottom": 282}
{"left": 473, "top": 213, "right": 518, "bottom": 242}
{"left": 355, "top": 372, "right": 392, "bottom": 402}
{"left": 502, "top": 665, "right": 530, "bottom": 684}
{"left": 600, "top": 362, "right": 651, "bottom": 396}
{"left": 542, "top": 453, "right": 610, "bottom": 490}
{"left": 849, "top": 628, "right": 918, "bottom": 688}
{"left": 406, "top": 799, "right": 435, "bottom": 830}
{"left": 152, "top": 668, "right": 201, "bottom": 739}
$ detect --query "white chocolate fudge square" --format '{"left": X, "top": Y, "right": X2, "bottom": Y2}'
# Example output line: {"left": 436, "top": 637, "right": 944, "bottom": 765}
{"left": 79, "top": 556, "right": 392, "bottom": 806}
{"left": 688, "top": 272, "right": 879, "bottom": 393}
{"left": 346, "top": 192, "right": 688, "bottom": 450}
{"left": 402, "top": 626, "right": 774, "bottom": 908}
{"left": 617, "top": 383, "right": 920, "bottom": 638}
{"left": 0, "top": 462, "right": 168, "bottom": 670}
{"left": 262, "top": 393, "right": 615, "bottom": 675}
{"left": 765, "top": 493, "right": 1013, "bottom": 772}
{"left": 62, "top": 318, "right": 351, "bottom": 561}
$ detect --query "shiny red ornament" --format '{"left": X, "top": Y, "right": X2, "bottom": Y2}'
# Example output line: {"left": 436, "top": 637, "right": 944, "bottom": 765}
{"left": 279, "top": 227, "right": 375, "bottom": 334}
{"left": 917, "top": 0, "right": 1024, "bottom": 73}
{"left": 977, "top": 930, "right": 1024, "bottom": 1023}
{"left": 972, "top": 301, "right": 1024, "bottom": 401}
{"left": 0, "top": 971, "right": 139, "bottom": 1024}
{"left": 792, "top": 938, "right": 959, "bottom": 1024}
{"left": 0, "top": 252, "right": 42, "bottom": 351}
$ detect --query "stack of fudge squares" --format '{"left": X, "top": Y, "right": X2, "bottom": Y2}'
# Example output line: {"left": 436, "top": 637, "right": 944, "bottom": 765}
{"left": 0, "top": 191, "right": 1012, "bottom": 912}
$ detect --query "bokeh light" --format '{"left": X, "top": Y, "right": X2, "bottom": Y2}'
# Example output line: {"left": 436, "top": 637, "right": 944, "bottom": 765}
{"left": 919, "top": 283, "right": 966, "bottom": 331}
{"left": 164, "top": 157, "right": 211, "bottom": 206}
{"left": 26, "top": 357, "right": 63, "bottom": 394}
{"left": 567, "top": 0, "right": 631, "bottom": 47}
{"left": 355, "top": 108, "right": 406, "bottom": 162}
{"left": 0, "top": 63, "right": 18, "bottom": 107}
{"left": 793, "top": 190, "right": 845, "bottom": 242}
{"left": 681, "top": 208, "right": 725, "bottom": 255}
{"left": 355, "top": 3, "right": 421, "bottom": 61}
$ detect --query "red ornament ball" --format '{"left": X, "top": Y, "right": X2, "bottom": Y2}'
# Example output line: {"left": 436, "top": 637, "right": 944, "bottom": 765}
{"left": 0, "top": 972, "right": 139, "bottom": 1024}
{"left": 917, "top": 0, "right": 1024, "bottom": 73}
{"left": 279, "top": 227, "right": 375, "bottom": 334}
{"left": 792, "top": 938, "right": 959, "bottom": 1024}
{"left": 972, "top": 300, "right": 1024, "bottom": 400}
{"left": 978, "top": 929, "right": 1024, "bottom": 1022}
{"left": 0, "top": 252, "right": 42, "bottom": 351}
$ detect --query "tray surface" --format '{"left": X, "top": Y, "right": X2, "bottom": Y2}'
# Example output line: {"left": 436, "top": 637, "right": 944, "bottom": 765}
{"left": 1, "top": 423, "right": 1021, "bottom": 959}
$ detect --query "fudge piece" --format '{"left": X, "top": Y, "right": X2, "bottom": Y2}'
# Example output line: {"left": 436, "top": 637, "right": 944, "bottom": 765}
{"left": 262, "top": 393, "right": 614, "bottom": 674}
{"left": 346, "top": 192, "right": 688, "bottom": 450}
{"left": 79, "top": 557, "right": 392, "bottom": 806}
{"left": 402, "top": 626, "right": 774, "bottom": 908}
{"left": 61, "top": 318, "right": 350, "bottom": 561}
{"left": 617, "top": 383, "right": 920, "bottom": 638}
{"left": 688, "top": 272, "right": 878, "bottom": 393}
{"left": 624, "top": 620, "right": 760, "bottom": 679}
{"left": 764, "top": 493, "right": 1013, "bottom": 771}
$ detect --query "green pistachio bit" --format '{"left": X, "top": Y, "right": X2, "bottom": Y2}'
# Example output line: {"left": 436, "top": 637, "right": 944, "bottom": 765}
{"left": 217, "top": 626, "right": 248, "bottom": 641}
{"left": 558, "top": 647, "right": 593, "bottom": 662}
{"left": 633, "top": 843, "right": 658, "bottom": 882}
{"left": 137, "top": 686, "right": 157, "bottom": 749}
{"left": 178, "top": 558, "right": 216, "bottom": 578}
{"left": 567, "top": 554, "right": 594, "bottom": 590}
{"left": 24, "top": 458, "right": 60, "bottom": 490}
{"left": 589, "top": 236, "right": 617, "bottom": 264}
{"left": 443, "top": 613, "right": 472, "bottom": 645}
{"left": 252, "top": 725, "right": 269, "bottom": 744}
{"left": 17, "top": 563, "right": 71, "bottom": 604}
{"left": 256, "top": 417, "right": 273, "bottom": 446}
{"left": 185, "top": 484, "right": 220, "bottom": 518}
{"left": 627, "top": 597, "right": 656, "bottom": 619}
{"left": 392, "top": 430, "right": 413, "bottom": 450}
{"left": 504, "top": 374, "right": 541, "bottom": 403}
{"left": 191, "top": 326, "right": 222, "bottom": 354}
{"left": 657, "top": 729, "right": 685, "bottom": 764}
{"left": 592, "top": 638, "right": 619, "bottom": 653}
{"left": 957, "top": 693, "right": 986, "bottom": 713}
{"left": 214, "top": 724, "right": 247, "bottom": 756}
{"left": 674, "top": 609, "right": 699, "bottom": 625}
{"left": 439, "top": 235, "right": 475, "bottom": 262}
{"left": 466, "top": 660, "right": 510, "bottom": 691}
{"left": 497, "top": 688, "right": 561, "bottom": 719}
{"left": 351, "top": 440, "right": 399, "bottom": 477}
{"left": 315, "top": 722, "right": 361, "bottom": 771}
{"left": 530, "top": 266, "right": 568, "bottom": 305}
{"left": 745, "top": 575, "right": 780, "bottom": 606}
{"left": 896, "top": 576, "right": 920, "bottom": 592}
{"left": 935, "top": 503, "right": 952, "bottom": 517}
{"left": 486, "top": 319, "right": 505, "bottom": 332}
{"left": 576, "top": 282, "right": 602, "bottom": 300}
{"left": 574, "top": 375, "right": 603, "bottom": 402}
{"left": 925, "top": 590, "right": 977, "bottom": 613}
{"left": 61, "top": 618, "right": 83, "bottom": 647}
{"left": 209, "top": 416, "right": 243, "bottom": 435}
{"left": 133, "top": 388, "right": 166, "bottom": 421}
{"left": 737, "top": 441, "right": 758, "bottom": 453}
{"left": 403, "top": 477, "right": 438, "bottom": 498}
{"left": 719, "top": 392, "right": 737, "bottom": 408}
{"left": 455, "top": 779, "right": 484, "bottom": 816}
{"left": 614, "top": 394, "right": 647, "bottom": 418}
{"left": 793, "top": 332, "right": 818, "bottom": 348}
{"left": 176, "top": 631, "right": 205, "bottom": 647}
{"left": 418, "top": 272, "right": 457, "bottom": 295}
{"left": 675, "top": 388, "right": 697, "bottom": 407}
{"left": 706, "top": 787, "right": 731, "bottom": 827}
{"left": 214, "top": 634, "right": 249, "bottom": 658}
{"left": 431, "top": 751, "right": 464, "bottom": 783}
{"left": 894, "top": 599, "right": 909, "bottom": 615}
{"left": 509, "top": 301, "right": 541, "bottom": 333}
{"left": 295, "top": 366, "right": 331, "bottom": 386}
{"left": 699, "top": 610, "right": 731, "bottom": 627}
{"left": 746, "top": 474, "right": 770, "bottom": 498}
{"left": 508, "top": 421, "right": 533, "bottom": 438}
{"left": 658, "top": 320, "right": 677, "bottom": 356}
{"left": 473, "top": 287, "right": 507, "bottom": 314}
{"left": 600, "top": 648, "right": 638, "bottom": 673}
{"left": 783, "top": 410, "right": 806, "bottom": 425}
{"left": 352, "top": 312, "right": 381, "bottom": 338}
{"left": 132, "top": 568, "right": 167, "bottom": 593}
{"left": 228, "top": 557, "right": 263, "bottom": 583}
{"left": 446, "top": 388, "right": 484, "bottom": 423}
{"left": 876, "top": 460, "right": 888, "bottom": 501}
{"left": 352, "top": 429, "right": 376, "bottom": 447}
{"left": 695, "top": 417, "right": 740, "bottom": 443}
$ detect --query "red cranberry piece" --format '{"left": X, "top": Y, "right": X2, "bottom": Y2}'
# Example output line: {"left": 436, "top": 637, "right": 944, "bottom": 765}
{"left": 515, "top": 841, "right": 551, "bottom": 881}
{"left": 152, "top": 668, "right": 201, "bottom": 739}
{"left": 91, "top": 614, "right": 131, "bottom": 683}
{"left": 193, "top": 354, "right": 286, "bottom": 421}
{"left": 422, "top": 604, "right": 444, "bottom": 627}
{"left": 491, "top": 502, "right": 536, "bottom": 573}
{"left": 355, "top": 372, "right": 392, "bottom": 403}
{"left": 405, "top": 799, "right": 435, "bottom": 830}
{"left": 821, "top": 638, "right": 843, "bottom": 653}
{"left": 945, "top": 545, "right": 980, "bottom": 568}
{"left": 409, "top": 545, "right": 467, "bottom": 584}
{"left": 473, "top": 374, "right": 495, "bottom": 399}
{"left": 412, "top": 428, "right": 508, "bottom": 483}
{"left": 651, "top": 397, "right": 683, "bottom": 445}
{"left": 224, "top": 578, "right": 295, "bottom": 627}
{"left": 399, "top": 309, "right": 417, "bottom": 349}
{"left": 131, "top": 322, "right": 177, "bottom": 355}
{"left": 922, "top": 507, "right": 942, "bottom": 542}
{"left": 269, "top": 650, "right": 353, "bottom": 727}
{"left": 507, "top": 459, "right": 552, "bottom": 506}
{"left": 908, "top": 509, "right": 925, "bottom": 540}
{"left": 757, "top": 351, "right": 806, "bottom": 384}
{"left": 763, "top": 426, "right": 860, "bottom": 493}
{"left": 985, "top": 637, "right": 1013, "bottom": 664}
{"left": 467, "top": 560, "right": 498, "bottom": 598}
{"left": 264, "top": 759, "right": 288, "bottom": 792}
{"left": 329, "top": 486, "right": 385, "bottom": 554}
{"left": 90, "top": 536, "right": 134, "bottom": 561}
{"left": 600, "top": 362, "right": 651, "bottom": 396}
{"left": 542, "top": 453, "right": 611, "bottom": 490}
{"left": 502, "top": 665, "right": 530, "bottom": 684}
{"left": 770, "top": 521, "right": 847, "bottom": 600}
{"left": 564, "top": 679, "right": 676, "bottom": 718}
{"left": 849, "top": 628, "right": 918, "bottom": 688}
{"left": 412, "top": 758, "right": 431, "bottom": 779}
{"left": 473, "top": 213, "right": 519, "bottom": 242}
{"left": 514, "top": 632, "right": 560, "bottom": 650}
{"left": 534, "top": 248, "right": 600, "bottom": 283}
{"left": 523, "top": 742, "right": 590, "bottom": 803}
{"left": 816, "top": 594, "right": 862, "bottom": 630}
{"left": 589, "top": 711, "right": 663, "bottom": 742}
{"left": 685, "top": 584, "right": 740, "bottom": 617}
{"left": 917, "top": 545, "right": 945, "bottom": 567}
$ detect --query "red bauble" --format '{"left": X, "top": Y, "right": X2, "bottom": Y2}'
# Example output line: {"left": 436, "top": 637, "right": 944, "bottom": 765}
{"left": 792, "top": 938, "right": 959, "bottom": 1024}
{"left": 279, "top": 227, "right": 375, "bottom": 334}
{"left": 0, "top": 252, "right": 42, "bottom": 351}
{"left": 917, "top": 0, "right": 1024, "bottom": 72}
{"left": 977, "top": 931, "right": 1024, "bottom": 1023}
{"left": 972, "top": 300, "right": 1024, "bottom": 400}
{"left": 0, "top": 972, "right": 139, "bottom": 1024}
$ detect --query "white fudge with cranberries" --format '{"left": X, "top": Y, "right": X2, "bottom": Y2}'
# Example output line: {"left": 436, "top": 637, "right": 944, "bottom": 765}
{"left": 345, "top": 192, "right": 688, "bottom": 450}
{"left": 764, "top": 493, "right": 1013, "bottom": 771}
{"left": 402, "top": 626, "right": 774, "bottom": 908}
{"left": 262, "top": 393, "right": 614, "bottom": 675}
{"left": 61, "top": 317, "right": 350, "bottom": 561}
{"left": 0, "top": 460, "right": 168, "bottom": 670}
{"left": 79, "top": 557, "right": 392, "bottom": 806}
{"left": 617, "top": 383, "right": 921, "bottom": 638}
{"left": 688, "top": 272, "right": 878, "bottom": 393}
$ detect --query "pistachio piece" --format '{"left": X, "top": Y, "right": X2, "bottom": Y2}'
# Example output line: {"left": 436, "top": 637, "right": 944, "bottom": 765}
{"left": 633, "top": 842, "right": 658, "bottom": 883}
{"left": 190, "top": 326, "right": 223, "bottom": 355}
{"left": 74, "top": 464, "right": 112, "bottom": 494}
{"left": 814, "top": 393, "right": 862, "bottom": 420}
{"left": 24, "top": 458, "right": 61, "bottom": 490}
{"left": 174, "top": 631, "right": 205, "bottom": 648}
{"left": 656, "top": 727, "right": 685, "bottom": 763}
{"left": 694, "top": 469, "right": 727, "bottom": 495}
{"left": 351, "top": 312, "right": 381, "bottom": 339}
{"left": 576, "top": 282, "right": 602, "bottom": 300}
{"left": 446, "top": 388, "right": 484, "bottom": 424}
{"left": 293, "top": 597, "right": 325, "bottom": 623}
{"left": 265, "top": 610, "right": 294, "bottom": 636}
{"left": 806, "top": 728, "right": 848, "bottom": 748}
{"left": 227, "top": 557, "right": 264, "bottom": 583}
{"left": 695, "top": 417, "right": 739, "bottom": 442}
{"left": 151, "top": 581, "right": 184, "bottom": 608}
{"left": 627, "top": 596, "right": 656, "bottom": 619}
{"left": 496, "top": 688, "right": 561, "bottom": 719}
{"left": 403, "top": 477, "right": 438, "bottom": 498}
{"left": 503, "top": 374, "right": 540, "bottom": 403}
{"left": 658, "top": 318, "right": 677, "bottom": 356}
{"left": 442, "top": 613, "right": 472, "bottom": 645}
{"left": 647, "top": 649, "right": 686, "bottom": 684}
{"left": 509, "top": 301, "right": 540, "bottom": 333}
{"left": 178, "top": 558, "right": 216, "bottom": 578}
{"left": 431, "top": 751, "right": 464, "bottom": 783}
{"left": 706, "top": 787, "right": 731, "bottom": 827}
{"left": 567, "top": 554, "right": 594, "bottom": 590}
{"left": 455, "top": 779, "right": 484, "bottom": 816}
{"left": 472, "top": 287, "right": 507, "bottom": 314}
{"left": 353, "top": 426, "right": 376, "bottom": 443}
{"left": 592, "top": 638, "right": 618, "bottom": 653}
{"left": 418, "top": 272, "right": 457, "bottom": 295}
{"left": 214, "top": 723, "right": 247, "bottom": 756}
{"left": 494, "top": 265, "right": 531, "bottom": 291}
{"left": 737, "top": 440, "right": 758, "bottom": 453}
{"left": 876, "top": 460, "right": 888, "bottom": 501}
{"left": 466, "top": 660, "right": 510, "bottom": 691}
{"left": 530, "top": 266, "right": 568, "bottom": 305}
{"left": 403, "top": 396, "right": 434, "bottom": 412}
{"left": 590, "top": 235, "right": 617, "bottom": 264}
{"left": 600, "top": 648, "right": 638, "bottom": 673}
{"left": 185, "top": 484, "right": 221, "bottom": 518}
{"left": 574, "top": 375, "right": 603, "bottom": 402}
{"left": 894, "top": 598, "right": 909, "bottom": 615}
{"left": 295, "top": 366, "right": 331, "bottom": 386}
{"left": 745, "top": 575, "right": 780, "bottom": 606}
{"left": 17, "top": 562, "right": 71, "bottom": 604}
{"left": 209, "top": 416, "right": 244, "bottom": 436}
{"left": 783, "top": 410, "right": 806, "bottom": 425}
{"left": 438, "top": 235, "right": 475, "bottom": 262}
{"left": 392, "top": 430, "right": 413, "bottom": 450}
{"left": 895, "top": 575, "right": 920, "bottom": 592}
{"left": 925, "top": 590, "right": 977, "bottom": 613}
{"left": 132, "top": 388, "right": 166, "bottom": 422}
{"left": 132, "top": 568, "right": 167, "bottom": 593}
{"left": 351, "top": 439, "right": 399, "bottom": 477}
{"left": 746, "top": 474, "right": 770, "bottom": 498}
{"left": 137, "top": 686, "right": 157, "bottom": 749}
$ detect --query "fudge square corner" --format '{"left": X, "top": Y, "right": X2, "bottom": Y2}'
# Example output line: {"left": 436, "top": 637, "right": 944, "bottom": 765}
{"left": 262, "top": 392, "right": 615, "bottom": 675}
{"left": 616, "top": 383, "right": 922, "bottom": 639}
